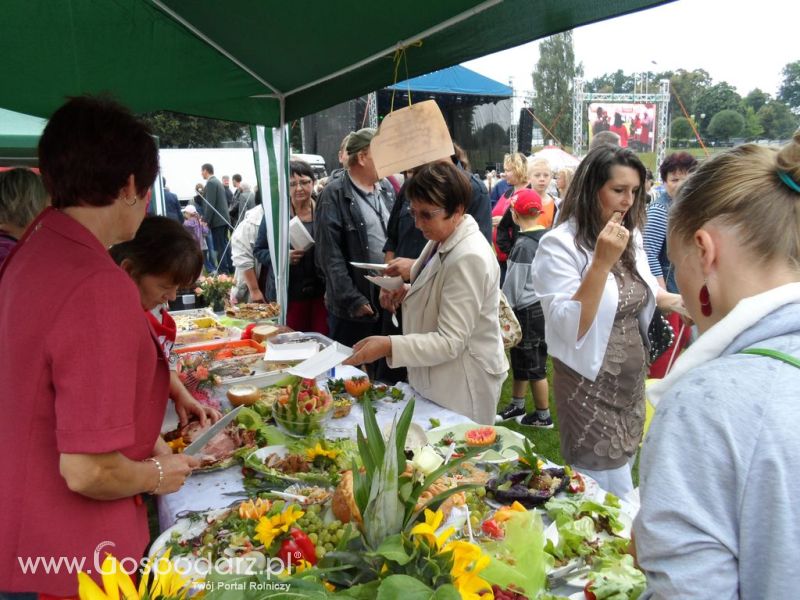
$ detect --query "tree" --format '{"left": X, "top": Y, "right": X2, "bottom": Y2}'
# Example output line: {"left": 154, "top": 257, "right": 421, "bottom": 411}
{"left": 741, "top": 106, "right": 764, "bottom": 140}
{"left": 757, "top": 101, "right": 799, "bottom": 140}
{"left": 778, "top": 60, "right": 800, "bottom": 113}
{"left": 670, "top": 117, "right": 694, "bottom": 145}
{"left": 668, "top": 68, "right": 713, "bottom": 121}
{"left": 743, "top": 88, "right": 771, "bottom": 113}
{"left": 532, "top": 31, "right": 582, "bottom": 146}
{"left": 695, "top": 82, "right": 742, "bottom": 134}
{"left": 139, "top": 111, "right": 248, "bottom": 148}
{"left": 587, "top": 69, "right": 634, "bottom": 93}
{"left": 707, "top": 110, "right": 744, "bottom": 141}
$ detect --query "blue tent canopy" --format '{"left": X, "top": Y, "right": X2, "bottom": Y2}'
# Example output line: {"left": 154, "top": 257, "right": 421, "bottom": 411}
{"left": 388, "top": 65, "right": 512, "bottom": 98}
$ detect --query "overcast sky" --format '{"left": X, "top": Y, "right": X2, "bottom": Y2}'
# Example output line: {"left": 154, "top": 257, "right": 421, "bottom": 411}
{"left": 463, "top": 0, "right": 797, "bottom": 98}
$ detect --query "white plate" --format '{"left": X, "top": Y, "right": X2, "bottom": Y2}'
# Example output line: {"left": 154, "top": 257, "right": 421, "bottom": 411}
{"left": 247, "top": 444, "right": 289, "bottom": 463}
{"left": 426, "top": 424, "right": 526, "bottom": 463}
{"left": 350, "top": 261, "right": 389, "bottom": 270}
{"left": 150, "top": 506, "right": 230, "bottom": 559}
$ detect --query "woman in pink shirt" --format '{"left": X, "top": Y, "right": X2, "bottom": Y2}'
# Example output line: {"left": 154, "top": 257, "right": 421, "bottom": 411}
{"left": 0, "top": 97, "right": 199, "bottom": 597}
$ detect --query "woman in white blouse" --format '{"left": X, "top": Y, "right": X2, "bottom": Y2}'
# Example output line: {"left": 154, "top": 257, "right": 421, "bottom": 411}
{"left": 531, "top": 145, "right": 683, "bottom": 496}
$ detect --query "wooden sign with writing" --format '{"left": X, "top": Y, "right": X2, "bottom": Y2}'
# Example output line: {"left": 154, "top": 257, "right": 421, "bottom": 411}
{"left": 371, "top": 99, "right": 454, "bottom": 178}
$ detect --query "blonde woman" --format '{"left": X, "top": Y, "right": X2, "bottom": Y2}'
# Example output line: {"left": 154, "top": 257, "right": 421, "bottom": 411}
{"left": 556, "top": 167, "right": 575, "bottom": 203}
{"left": 634, "top": 133, "right": 800, "bottom": 599}
{"left": 492, "top": 153, "right": 529, "bottom": 280}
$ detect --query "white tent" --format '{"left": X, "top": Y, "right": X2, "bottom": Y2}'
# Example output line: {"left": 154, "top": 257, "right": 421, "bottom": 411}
{"left": 531, "top": 146, "right": 581, "bottom": 172}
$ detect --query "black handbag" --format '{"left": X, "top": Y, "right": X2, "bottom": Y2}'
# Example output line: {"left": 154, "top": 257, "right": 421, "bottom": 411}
{"left": 647, "top": 307, "right": 675, "bottom": 363}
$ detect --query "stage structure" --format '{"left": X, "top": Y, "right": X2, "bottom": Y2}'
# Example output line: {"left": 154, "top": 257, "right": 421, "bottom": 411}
{"left": 572, "top": 77, "right": 670, "bottom": 176}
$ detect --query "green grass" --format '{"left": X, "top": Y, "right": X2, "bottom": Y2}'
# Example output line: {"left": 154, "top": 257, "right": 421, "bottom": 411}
{"left": 633, "top": 147, "right": 727, "bottom": 173}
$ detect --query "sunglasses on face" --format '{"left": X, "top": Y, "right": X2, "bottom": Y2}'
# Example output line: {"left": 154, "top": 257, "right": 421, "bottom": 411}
{"left": 409, "top": 207, "right": 444, "bottom": 221}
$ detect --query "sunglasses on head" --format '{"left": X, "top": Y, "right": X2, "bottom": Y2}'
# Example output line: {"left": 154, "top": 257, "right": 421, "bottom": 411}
{"left": 409, "top": 207, "right": 444, "bottom": 221}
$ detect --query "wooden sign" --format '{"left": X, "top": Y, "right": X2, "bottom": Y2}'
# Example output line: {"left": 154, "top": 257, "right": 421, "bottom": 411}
{"left": 371, "top": 99, "right": 454, "bottom": 178}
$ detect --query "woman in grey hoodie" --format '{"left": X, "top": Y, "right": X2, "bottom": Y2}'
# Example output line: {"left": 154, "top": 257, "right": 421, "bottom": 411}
{"left": 633, "top": 132, "right": 800, "bottom": 599}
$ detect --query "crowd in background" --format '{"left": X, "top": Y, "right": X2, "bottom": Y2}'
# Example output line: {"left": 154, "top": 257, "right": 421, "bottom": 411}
{"left": 1, "top": 94, "right": 799, "bottom": 598}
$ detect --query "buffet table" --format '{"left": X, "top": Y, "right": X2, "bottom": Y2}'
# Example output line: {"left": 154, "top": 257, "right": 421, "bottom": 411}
{"left": 157, "top": 365, "right": 473, "bottom": 530}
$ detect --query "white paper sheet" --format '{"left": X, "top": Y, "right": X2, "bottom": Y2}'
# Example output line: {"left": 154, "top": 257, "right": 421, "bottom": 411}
{"left": 365, "top": 274, "right": 405, "bottom": 290}
{"left": 289, "top": 216, "right": 314, "bottom": 251}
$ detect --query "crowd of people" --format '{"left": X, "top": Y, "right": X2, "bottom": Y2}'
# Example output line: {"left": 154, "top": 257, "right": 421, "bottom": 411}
{"left": 0, "top": 93, "right": 799, "bottom": 598}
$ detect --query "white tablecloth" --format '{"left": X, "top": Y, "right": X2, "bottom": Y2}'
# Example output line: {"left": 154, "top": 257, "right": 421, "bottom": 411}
{"left": 157, "top": 365, "right": 473, "bottom": 530}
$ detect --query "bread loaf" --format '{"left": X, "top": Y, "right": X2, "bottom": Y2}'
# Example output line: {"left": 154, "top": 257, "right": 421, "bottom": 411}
{"left": 251, "top": 324, "right": 280, "bottom": 343}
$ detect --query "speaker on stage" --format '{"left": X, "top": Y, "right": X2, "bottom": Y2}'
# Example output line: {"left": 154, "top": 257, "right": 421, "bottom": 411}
{"left": 518, "top": 108, "right": 534, "bottom": 154}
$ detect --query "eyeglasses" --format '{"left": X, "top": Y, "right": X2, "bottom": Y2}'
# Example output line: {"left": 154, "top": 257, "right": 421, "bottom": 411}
{"left": 409, "top": 207, "right": 444, "bottom": 221}
{"left": 289, "top": 179, "right": 314, "bottom": 188}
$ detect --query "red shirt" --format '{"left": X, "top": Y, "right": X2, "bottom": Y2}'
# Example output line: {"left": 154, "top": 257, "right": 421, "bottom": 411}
{"left": 0, "top": 208, "right": 170, "bottom": 595}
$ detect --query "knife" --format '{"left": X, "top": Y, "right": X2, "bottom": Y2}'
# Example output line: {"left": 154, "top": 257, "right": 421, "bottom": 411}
{"left": 183, "top": 405, "right": 243, "bottom": 456}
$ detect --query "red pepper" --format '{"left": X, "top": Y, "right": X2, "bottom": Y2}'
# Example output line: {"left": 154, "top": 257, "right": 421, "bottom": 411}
{"left": 584, "top": 582, "right": 597, "bottom": 600}
{"left": 278, "top": 528, "right": 317, "bottom": 566}
{"left": 241, "top": 323, "right": 257, "bottom": 340}
{"left": 481, "top": 518, "right": 505, "bottom": 539}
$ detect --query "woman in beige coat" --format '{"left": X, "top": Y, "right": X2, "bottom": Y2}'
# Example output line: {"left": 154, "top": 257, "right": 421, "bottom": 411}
{"left": 344, "top": 161, "right": 508, "bottom": 424}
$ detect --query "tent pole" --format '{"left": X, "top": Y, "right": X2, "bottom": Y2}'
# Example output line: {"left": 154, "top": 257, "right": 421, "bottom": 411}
{"left": 276, "top": 97, "right": 289, "bottom": 326}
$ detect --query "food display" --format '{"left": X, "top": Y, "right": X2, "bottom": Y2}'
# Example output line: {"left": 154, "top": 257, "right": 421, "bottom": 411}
{"left": 327, "top": 376, "right": 404, "bottom": 403}
{"left": 270, "top": 376, "right": 334, "bottom": 436}
{"left": 486, "top": 467, "right": 570, "bottom": 508}
{"left": 427, "top": 423, "right": 526, "bottom": 463}
{"left": 150, "top": 377, "right": 645, "bottom": 599}
{"left": 225, "top": 302, "right": 281, "bottom": 321}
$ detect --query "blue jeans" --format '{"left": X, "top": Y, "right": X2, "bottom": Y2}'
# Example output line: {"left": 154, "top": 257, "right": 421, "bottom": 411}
{"left": 211, "top": 226, "right": 232, "bottom": 274}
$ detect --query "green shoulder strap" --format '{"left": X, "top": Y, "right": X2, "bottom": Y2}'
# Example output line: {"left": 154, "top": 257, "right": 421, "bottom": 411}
{"left": 740, "top": 348, "right": 800, "bottom": 369}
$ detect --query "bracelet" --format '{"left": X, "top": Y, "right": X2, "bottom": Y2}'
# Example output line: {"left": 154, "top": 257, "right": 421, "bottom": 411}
{"left": 146, "top": 457, "right": 164, "bottom": 495}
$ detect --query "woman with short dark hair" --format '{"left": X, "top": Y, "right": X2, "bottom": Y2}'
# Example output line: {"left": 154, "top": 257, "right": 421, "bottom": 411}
{"left": 0, "top": 96, "right": 199, "bottom": 596}
{"left": 253, "top": 160, "right": 327, "bottom": 333}
{"left": 344, "top": 161, "right": 508, "bottom": 424}
{"left": 644, "top": 151, "right": 699, "bottom": 377}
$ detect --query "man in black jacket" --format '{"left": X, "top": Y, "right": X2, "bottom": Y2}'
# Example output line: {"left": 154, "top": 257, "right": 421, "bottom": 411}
{"left": 201, "top": 163, "right": 233, "bottom": 273}
{"left": 315, "top": 128, "right": 395, "bottom": 348}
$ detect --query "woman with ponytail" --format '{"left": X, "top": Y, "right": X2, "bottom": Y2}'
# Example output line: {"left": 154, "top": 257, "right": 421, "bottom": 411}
{"left": 634, "top": 132, "right": 800, "bottom": 599}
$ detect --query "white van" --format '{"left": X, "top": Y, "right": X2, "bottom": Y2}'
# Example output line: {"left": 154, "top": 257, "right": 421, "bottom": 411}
{"left": 291, "top": 152, "right": 327, "bottom": 179}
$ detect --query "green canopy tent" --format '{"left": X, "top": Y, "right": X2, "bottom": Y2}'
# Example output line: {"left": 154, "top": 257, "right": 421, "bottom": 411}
{"left": 0, "top": 0, "right": 672, "bottom": 319}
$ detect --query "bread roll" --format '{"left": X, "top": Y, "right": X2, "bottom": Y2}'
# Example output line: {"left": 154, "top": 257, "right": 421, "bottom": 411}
{"left": 227, "top": 385, "right": 260, "bottom": 406}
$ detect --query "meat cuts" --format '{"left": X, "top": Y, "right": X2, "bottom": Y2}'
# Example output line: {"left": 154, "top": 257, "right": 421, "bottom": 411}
{"left": 165, "top": 420, "right": 256, "bottom": 469}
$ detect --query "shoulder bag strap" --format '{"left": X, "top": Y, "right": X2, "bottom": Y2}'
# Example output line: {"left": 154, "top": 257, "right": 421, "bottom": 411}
{"left": 740, "top": 348, "right": 800, "bottom": 369}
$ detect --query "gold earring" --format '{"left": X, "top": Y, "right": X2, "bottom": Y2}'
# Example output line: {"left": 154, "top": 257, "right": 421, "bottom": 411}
{"left": 124, "top": 196, "right": 137, "bottom": 207}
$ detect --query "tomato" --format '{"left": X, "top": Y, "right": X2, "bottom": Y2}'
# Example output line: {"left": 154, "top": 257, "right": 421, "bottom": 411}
{"left": 481, "top": 518, "right": 505, "bottom": 539}
{"left": 344, "top": 376, "right": 371, "bottom": 398}
{"left": 584, "top": 582, "right": 597, "bottom": 600}
{"left": 278, "top": 528, "right": 317, "bottom": 566}
{"left": 568, "top": 472, "right": 586, "bottom": 494}
{"left": 240, "top": 323, "right": 257, "bottom": 340}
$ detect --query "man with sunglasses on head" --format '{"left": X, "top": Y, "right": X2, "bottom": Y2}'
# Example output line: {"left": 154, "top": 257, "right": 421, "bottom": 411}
{"left": 315, "top": 128, "right": 396, "bottom": 352}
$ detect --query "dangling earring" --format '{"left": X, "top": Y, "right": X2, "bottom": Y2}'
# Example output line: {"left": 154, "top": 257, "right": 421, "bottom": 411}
{"left": 699, "top": 283, "right": 712, "bottom": 317}
{"left": 124, "top": 196, "right": 137, "bottom": 207}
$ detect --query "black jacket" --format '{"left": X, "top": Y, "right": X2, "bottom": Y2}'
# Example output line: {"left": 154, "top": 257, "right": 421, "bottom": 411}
{"left": 383, "top": 170, "right": 492, "bottom": 260}
{"left": 314, "top": 173, "right": 395, "bottom": 321}
{"left": 253, "top": 213, "right": 324, "bottom": 303}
